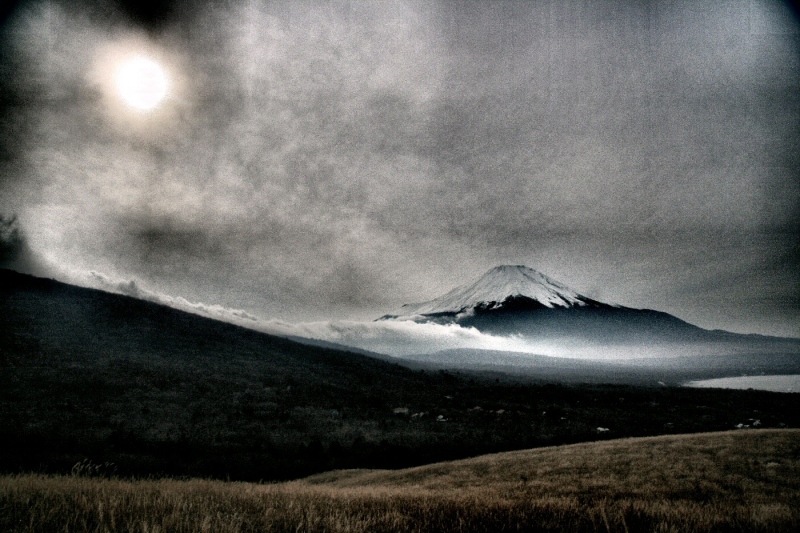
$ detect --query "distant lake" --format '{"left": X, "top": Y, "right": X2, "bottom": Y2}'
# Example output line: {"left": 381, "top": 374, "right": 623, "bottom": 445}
{"left": 685, "top": 375, "right": 800, "bottom": 393}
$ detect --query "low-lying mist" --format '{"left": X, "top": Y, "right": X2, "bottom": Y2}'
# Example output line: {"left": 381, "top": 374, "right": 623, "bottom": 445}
{"left": 84, "top": 270, "right": 800, "bottom": 364}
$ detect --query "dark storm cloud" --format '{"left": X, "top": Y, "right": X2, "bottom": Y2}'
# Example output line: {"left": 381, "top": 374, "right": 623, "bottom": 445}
{"left": 0, "top": 214, "right": 47, "bottom": 275}
{"left": 0, "top": 0, "right": 798, "bottom": 334}
{"left": 0, "top": 215, "right": 24, "bottom": 264}
{"left": 114, "top": 0, "right": 177, "bottom": 31}
{"left": 128, "top": 217, "right": 226, "bottom": 262}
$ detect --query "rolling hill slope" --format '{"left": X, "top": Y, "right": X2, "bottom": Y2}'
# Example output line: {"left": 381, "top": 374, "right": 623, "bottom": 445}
{"left": 3, "top": 430, "right": 799, "bottom": 532}
{"left": 302, "top": 428, "right": 800, "bottom": 493}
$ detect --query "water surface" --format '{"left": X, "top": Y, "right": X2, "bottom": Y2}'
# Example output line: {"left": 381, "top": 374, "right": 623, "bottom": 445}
{"left": 685, "top": 375, "right": 800, "bottom": 393}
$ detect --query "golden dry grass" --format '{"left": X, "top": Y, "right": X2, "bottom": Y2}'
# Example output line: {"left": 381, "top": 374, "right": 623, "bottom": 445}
{"left": 2, "top": 429, "right": 799, "bottom": 532}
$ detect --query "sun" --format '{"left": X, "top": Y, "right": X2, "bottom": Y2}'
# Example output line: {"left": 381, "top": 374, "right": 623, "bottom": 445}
{"left": 115, "top": 57, "right": 168, "bottom": 110}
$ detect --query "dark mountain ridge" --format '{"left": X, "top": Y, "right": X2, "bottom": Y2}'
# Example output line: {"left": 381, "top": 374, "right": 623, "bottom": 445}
{"left": 2, "top": 268, "right": 800, "bottom": 482}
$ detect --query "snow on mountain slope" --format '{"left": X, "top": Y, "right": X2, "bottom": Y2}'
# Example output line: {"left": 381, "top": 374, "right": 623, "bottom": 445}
{"left": 382, "top": 265, "right": 605, "bottom": 319}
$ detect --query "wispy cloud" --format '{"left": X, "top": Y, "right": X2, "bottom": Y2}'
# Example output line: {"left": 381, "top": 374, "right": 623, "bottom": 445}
{"left": 258, "top": 317, "right": 541, "bottom": 357}
{"left": 85, "top": 270, "right": 540, "bottom": 356}
{"left": 88, "top": 270, "right": 260, "bottom": 323}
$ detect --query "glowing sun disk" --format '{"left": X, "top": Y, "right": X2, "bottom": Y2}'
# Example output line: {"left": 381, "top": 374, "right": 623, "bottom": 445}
{"left": 116, "top": 57, "right": 167, "bottom": 110}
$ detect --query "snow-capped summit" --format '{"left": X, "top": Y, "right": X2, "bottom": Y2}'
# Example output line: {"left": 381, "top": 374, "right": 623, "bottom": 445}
{"left": 375, "top": 265, "right": 799, "bottom": 352}
{"left": 382, "top": 265, "right": 600, "bottom": 320}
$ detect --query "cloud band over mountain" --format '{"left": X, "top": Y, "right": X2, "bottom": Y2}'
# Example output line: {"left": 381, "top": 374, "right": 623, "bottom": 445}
{"left": 85, "top": 271, "right": 539, "bottom": 357}
{"left": 83, "top": 270, "right": 799, "bottom": 362}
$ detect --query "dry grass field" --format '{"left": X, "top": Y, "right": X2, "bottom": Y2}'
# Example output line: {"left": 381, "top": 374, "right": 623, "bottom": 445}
{"left": 2, "top": 429, "right": 799, "bottom": 532}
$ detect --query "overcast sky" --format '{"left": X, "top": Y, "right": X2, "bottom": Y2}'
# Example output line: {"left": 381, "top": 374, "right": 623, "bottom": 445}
{"left": 1, "top": 0, "right": 798, "bottom": 338}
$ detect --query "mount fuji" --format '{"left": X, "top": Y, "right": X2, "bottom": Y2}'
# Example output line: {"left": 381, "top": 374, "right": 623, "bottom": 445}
{"left": 381, "top": 265, "right": 610, "bottom": 319}
{"left": 379, "top": 265, "right": 796, "bottom": 348}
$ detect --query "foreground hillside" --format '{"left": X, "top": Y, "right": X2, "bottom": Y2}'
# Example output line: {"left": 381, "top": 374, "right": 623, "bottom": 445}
{"left": 2, "top": 269, "right": 800, "bottom": 481}
{"left": 2, "top": 430, "right": 798, "bottom": 532}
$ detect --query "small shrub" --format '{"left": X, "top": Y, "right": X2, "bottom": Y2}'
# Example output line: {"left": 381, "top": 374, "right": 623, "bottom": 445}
{"left": 70, "top": 459, "right": 117, "bottom": 478}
